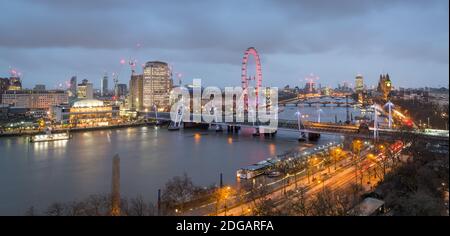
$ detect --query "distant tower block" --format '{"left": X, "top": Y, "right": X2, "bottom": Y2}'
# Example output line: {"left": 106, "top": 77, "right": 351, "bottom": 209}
{"left": 111, "top": 154, "right": 121, "bottom": 216}
{"left": 354, "top": 73, "right": 364, "bottom": 93}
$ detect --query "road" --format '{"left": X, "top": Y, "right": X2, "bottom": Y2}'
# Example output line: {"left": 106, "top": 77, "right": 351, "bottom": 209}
{"left": 212, "top": 145, "right": 384, "bottom": 216}
{"left": 181, "top": 142, "right": 405, "bottom": 216}
{"left": 216, "top": 157, "right": 371, "bottom": 216}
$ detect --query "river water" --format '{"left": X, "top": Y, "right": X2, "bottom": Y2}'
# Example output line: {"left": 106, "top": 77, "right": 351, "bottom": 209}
{"left": 0, "top": 103, "right": 359, "bottom": 215}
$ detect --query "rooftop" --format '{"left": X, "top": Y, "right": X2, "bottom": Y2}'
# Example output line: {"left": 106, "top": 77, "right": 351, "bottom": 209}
{"left": 72, "top": 99, "right": 104, "bottom": 108}
{"left": 3, "top": 89, "right": 66, "bottom": 94}
{"left": 349, "top": 197, "right": 385, "bottom": 216}
{"left": 144, "top": 61, "right": 168, "bottom": 67}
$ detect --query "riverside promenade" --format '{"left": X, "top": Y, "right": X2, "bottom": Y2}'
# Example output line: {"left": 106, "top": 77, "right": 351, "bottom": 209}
{"left": 0, "top": 121, "right": 157, "bottom": 138}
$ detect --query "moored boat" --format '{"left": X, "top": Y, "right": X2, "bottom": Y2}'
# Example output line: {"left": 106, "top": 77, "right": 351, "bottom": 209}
{"left": 30, "top": 128, "right": 71, "bottom": 142}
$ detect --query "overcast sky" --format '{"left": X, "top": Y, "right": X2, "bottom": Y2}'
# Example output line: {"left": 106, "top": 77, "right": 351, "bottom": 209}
{"left": 0, "top": 0, "right": 448, "bottom": 89}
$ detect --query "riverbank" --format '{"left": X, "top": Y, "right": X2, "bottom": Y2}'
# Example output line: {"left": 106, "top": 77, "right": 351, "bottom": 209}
{"left": 0, "top": 121, "right": 158, "bottom": 138}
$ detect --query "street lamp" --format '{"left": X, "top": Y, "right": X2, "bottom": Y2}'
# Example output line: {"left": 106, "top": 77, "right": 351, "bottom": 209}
{"left": 318, "top": 180, "right": 325, "bottom": 192}
{"left": 220, "top": 186, "right": 234, "bottom": 216}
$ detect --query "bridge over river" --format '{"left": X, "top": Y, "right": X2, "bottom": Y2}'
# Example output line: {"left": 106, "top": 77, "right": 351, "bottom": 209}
{"left": 143, "top": 111, "right": 449, "bottom": 144}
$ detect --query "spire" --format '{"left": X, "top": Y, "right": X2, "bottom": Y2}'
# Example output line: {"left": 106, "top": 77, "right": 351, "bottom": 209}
{"left": 111, "top": 154, "right": 120, "bottom": 216}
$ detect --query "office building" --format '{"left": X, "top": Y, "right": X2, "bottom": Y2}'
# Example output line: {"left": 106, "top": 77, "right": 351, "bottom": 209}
{"left": 355, "top": 74, "right": 364, "bottom": 93}
{"left": 101, "top": 74, "right": 108, "bottom": 97}
{"left": 1, "top": 90, "right": 68, "bottom": 110}
{"left": 33, "top": 84, "right": 46, "bottom": 91}
{"left": 7, "top": 76, "right": 22, "bottom": 91}
{"left": 77, "top": 79, "right": 93, "bottom": 99}
{"left": 129, "top": 74, "right": 143, "bottom": 110}
{"left": 69, "top": 76, "right": 77, "bottom": 97}
{"left": 304, "top": 81, "right": 316, "bottom": 94}
{"left": 49, "top": 104, "right": 71, "bottom": 123}
{"left": 143, "top": 61, "right": 173, "bottom": 111}
{"left": 116, "top": 84, "right": 127, "bottom": 98}
{"left": 0, "top": 78, "right": 9, "bottom": 103}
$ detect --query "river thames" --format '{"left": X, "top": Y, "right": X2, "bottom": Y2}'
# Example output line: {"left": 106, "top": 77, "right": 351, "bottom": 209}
{"left": 0, "top": 105, "right": 361, "bottom": 215}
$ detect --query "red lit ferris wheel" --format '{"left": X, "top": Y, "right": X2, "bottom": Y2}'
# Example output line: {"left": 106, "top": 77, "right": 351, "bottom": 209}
{"left": 241, "top": 47, "right": 263, "bottom": 110}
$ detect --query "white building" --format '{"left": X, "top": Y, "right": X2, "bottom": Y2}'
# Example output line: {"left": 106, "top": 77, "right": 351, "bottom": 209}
{"left": 77, "top": 79, "right": 93, "bottom": 99}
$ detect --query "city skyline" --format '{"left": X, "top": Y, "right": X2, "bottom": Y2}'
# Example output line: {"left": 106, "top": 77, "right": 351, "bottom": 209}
{"left": 0, "top": 0, "right": 448, "bottom": 89}
{"left": 0, "top": 1, "right": 448, "bottom": 219}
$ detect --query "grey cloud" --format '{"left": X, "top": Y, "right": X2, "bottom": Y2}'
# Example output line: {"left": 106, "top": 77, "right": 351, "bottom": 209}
{"left": 0, "top": 0, "right": 447, "bottom": 88}
{"left": 1, "top": 0, "right": 431, "bottom": 51}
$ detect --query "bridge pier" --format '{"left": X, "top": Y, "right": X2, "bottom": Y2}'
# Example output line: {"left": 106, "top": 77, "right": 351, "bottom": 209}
{"left": 298, "top": 132, "right": 307, "bottom": 142}
{"left": 263, "top": 131, "right": 275, "bottom": 138}
{"left": 269, "top": 130, "right": 277, "bottom": 137}
{"left": 297, "top": 132, "right": 321, "bottom": 142}
{"left": 168, "top": 121, "right": 181, "bottom": 131}
{"left": 253, "top": 127, "right": 260, "bottom": 137}
{"left": 183, "top": 122, "right": 209, "bottom": 130}
{"left": 308, "top": 132, "right": 321, "bottom": 141}
{"left": 227, "top": 125, "right": 240, "bottom": 133}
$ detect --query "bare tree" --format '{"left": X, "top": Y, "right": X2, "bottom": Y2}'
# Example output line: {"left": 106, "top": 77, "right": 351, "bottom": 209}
{"left": 45, "top": 202, "right": 66, "bottom": 216}
{"left": 124, "top": 195, "right": 156, "bottom": 216}
{"left": 275, "top": 161, "right": 291, "bottom": 195}
{"left": 161, "top": 173, "right": 196, "bottom": 214}
{"left": 84, "top": 194, "right": 110, "bottom": 216}
{"left": 25, "top": 206, "right": 37, "bottom": 216}
{"left": 252, "top": 198, "right": 278, "bottom": 216}
{"left": 66, "top": 201, "right": 89, "bottom": 216}
{"left": 289, "top": 186, "right": 310, "bottom": 216}
{"left": 309, "top": 187, "right": 338, "bottom": 216}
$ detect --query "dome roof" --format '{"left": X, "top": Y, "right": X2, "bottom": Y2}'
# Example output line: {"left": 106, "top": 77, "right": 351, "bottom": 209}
{"left": 72, "top": 99, "right": 104, "bottom": 108}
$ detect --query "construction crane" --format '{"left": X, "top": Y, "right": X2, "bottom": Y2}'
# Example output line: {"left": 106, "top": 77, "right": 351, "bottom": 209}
{"left": 169, "top": 63, "right": 183, "bottom": 86}
{"left": 129, "top": 58, "right": 138, "bottom": 75}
